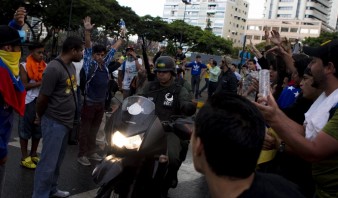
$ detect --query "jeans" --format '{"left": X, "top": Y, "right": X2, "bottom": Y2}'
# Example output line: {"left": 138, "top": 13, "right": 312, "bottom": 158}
{"left": 33, "top": 116, "right": 69, "bottom": 198}
{"left": 208, "top": 81, "right": 218, "bottom": 98}
{"left": 78, "top": 101, "right": 104, "bottom": 157}
{"left": 199, "top": 78, "right": 209, "bottom": 94}
{"left": 191, "top": 75, "right": 201, "bottom": 99}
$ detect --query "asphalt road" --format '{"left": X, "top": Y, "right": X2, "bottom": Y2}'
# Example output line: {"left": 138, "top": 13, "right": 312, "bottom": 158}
{"left": 2, "top": 77, "right": 210, "bottom": 198}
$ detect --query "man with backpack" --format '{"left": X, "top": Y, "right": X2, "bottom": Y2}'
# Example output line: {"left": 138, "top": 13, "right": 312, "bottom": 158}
{"left": 118, "top": 46, "right": 143, "bottom": 99}
{"left": 77, "top": 16, "right": 125, "bottom": 166}
{"left": 141, "top": 56, "right": 194, "bottom": 197}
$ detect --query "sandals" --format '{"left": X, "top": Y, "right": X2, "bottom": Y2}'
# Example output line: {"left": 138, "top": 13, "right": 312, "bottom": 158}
{"left": 31, "top": 156, "right": 40, "bottom": 164}
{"left": 21, "top": 156, "right": 36, "bottom": 169}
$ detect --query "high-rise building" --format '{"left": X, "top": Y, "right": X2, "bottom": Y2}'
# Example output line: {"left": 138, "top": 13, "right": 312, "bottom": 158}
{"left": 162, "top": 0, "right": 249, "bottom": 47}
{"left": 263, "top": 0, "right": 338, "bottom": 31}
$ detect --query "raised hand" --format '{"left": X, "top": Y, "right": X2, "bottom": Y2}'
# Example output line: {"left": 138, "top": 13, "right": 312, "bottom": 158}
{"left": 83, "top": 16, "right": 95, "bottom": 31}
{"left": 270, "top": 30, "right": 282, "bottom": 45}
{"left": 14, "top": 7, "right": 26, "bottom": 27}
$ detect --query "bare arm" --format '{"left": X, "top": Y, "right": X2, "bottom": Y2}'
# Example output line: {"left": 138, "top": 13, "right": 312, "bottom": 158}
{"left": 255, "top": 93, "right": 338, "bottom": 162}
{"left": 19, "top": 64, "right": 41, "bottom": 90}
{"left": 83, "top": 16, "right": 95, "bottom": 49}
{"left": 36, "top": 94, "right": 49, "bottom": 118}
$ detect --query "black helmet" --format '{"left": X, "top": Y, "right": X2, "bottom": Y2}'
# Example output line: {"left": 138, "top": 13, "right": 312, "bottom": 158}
{"left": 154, "top": 56, "right": 176, "bottom": 75}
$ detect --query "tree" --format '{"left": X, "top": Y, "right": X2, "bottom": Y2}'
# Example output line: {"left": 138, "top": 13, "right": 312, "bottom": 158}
{"left": 303, "top": 31, "right": 338, "bottom": 47}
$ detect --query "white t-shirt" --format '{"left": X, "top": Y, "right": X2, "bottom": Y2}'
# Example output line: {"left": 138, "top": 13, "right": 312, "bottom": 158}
{"left": 118, "top": 59, "right": 142, "bottom": 90}
{"left": 73, "top": 59, "right": 83, "bottom": 86}
{"left": 21, "top": 62, "right": 40, "bottom": 104}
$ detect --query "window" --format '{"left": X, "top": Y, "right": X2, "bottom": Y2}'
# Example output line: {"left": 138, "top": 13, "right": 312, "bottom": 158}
{"left": 309, "top": 29, "right": 319, "bottom": 34}
{"left": 278, "top": 6, "right": 293, "bottom": 10}
{"left": 300, "top": 28, "right": 309, "bottom": 33}
{"left": 281, "top": 27, "right": 289, "bottom": 32}
{"left": 280, "top": 0, "right": 293, "bottom": 2}
{"left": 290, "top": 28, "right": 298, "bottom": 32}
{"left": 254, "top": 36, "right": 260, "bottom": 40}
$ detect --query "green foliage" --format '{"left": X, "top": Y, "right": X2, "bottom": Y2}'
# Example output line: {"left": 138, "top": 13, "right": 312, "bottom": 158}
{"left": 303, "top": 32, "right": 338, "bottom": 47}
{"left": 1, "top": 0, "right": 234, "bottom": 56}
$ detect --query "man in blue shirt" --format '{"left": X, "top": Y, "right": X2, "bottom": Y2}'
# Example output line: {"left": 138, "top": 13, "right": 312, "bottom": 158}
{"left": 77, "top": 16, "right": 124, "bottom": 166}
{"left": 185, "top": 54, "right": 207, "bottom": 99}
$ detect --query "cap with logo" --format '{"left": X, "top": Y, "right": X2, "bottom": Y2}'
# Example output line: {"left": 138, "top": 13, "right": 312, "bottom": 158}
{"left": 303, "top": 39, "right": 338, "bottom": 64}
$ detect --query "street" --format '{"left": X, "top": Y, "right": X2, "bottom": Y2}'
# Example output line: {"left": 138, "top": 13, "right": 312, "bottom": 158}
{"left": 2, "top": 83, "right": 210, "bottom": 198}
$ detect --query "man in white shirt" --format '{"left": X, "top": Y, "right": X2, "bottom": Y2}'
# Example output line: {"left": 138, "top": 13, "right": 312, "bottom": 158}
{"left": 118, "top": 47, "right": 142, "bottom": 99}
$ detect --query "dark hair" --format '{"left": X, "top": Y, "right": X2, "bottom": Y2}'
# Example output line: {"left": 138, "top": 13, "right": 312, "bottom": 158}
{"left": 212, "top": 60, "right": 217, "bottom": 66}
{"left": 292, "top": 54, "right": 312, "bottom": 78}
{"left": 268, "top": 55, "right": 288, "bottom": 99}
{"left": 28, "top": 42, "right": 44, "bottom": 51}
{"left": 247, "top": 59, "right": 256, "bottom": 64}
{"left": 196, "top": 54, "right": 201, "bottom": 59}
{"left": 93, "top": 44, "right": 106, "bottom": 54}
{"left": 62, "top": 36, "right": 83, "bottom": 53}
{"left": 178, "top": 46, "right": 183, "bottom": 50}
{"left": 195, "top": 93, "right": 265, "bottom": 178}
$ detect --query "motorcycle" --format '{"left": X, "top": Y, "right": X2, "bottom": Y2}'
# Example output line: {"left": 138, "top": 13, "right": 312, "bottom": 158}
{"left": 92, "top": 96, "right": 194, "bottom": 198}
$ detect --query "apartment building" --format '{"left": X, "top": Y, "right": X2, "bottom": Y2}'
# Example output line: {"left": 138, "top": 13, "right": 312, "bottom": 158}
{"left": 263, "top": 0, "right": 338, "bottom": 31}
{"left": 162, "top": 0, "right": 249, "bottom": 47}
{"left": 246, "top": 18, "right": 322, "bottom": 45}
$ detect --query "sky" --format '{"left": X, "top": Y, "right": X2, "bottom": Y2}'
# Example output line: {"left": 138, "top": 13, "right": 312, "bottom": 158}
{"left": 116, "top": 0, "right": 265, "bottom": 19}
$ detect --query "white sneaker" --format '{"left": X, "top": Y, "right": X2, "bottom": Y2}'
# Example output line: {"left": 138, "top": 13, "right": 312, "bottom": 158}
{"left": 50, "top": 189, "right": 70, "bottom": 197}
{"left": 77, "top": 156, "right": 91, "bottom": 166}
{"left": 88, "top": 153, "right": 103, "bottom": 161}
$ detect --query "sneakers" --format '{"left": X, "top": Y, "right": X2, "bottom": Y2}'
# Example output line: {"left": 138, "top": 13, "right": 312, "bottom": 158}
{"left": 31, "top": 156, "right": 40, "bottom": 164}
{"left": 88, "top": 153, "right": 103, "bottom": 161}
{"left": 21, "top": 156, "right": 36, "bottom": 169}
{"left": 77, "top": 156, "right": 91, "bottom": 166}
{"left": 50, "top": 189, "right": 70, "bottom": 198}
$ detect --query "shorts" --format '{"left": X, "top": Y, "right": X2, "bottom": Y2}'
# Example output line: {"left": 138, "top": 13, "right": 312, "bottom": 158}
{"left": 18, "top": 99, "right": 42, "bottom": 140}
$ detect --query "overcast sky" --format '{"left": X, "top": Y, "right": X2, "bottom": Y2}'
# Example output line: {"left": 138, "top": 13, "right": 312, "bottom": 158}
{"left": 116, "top": 0, "right": 265, "bottom": 19}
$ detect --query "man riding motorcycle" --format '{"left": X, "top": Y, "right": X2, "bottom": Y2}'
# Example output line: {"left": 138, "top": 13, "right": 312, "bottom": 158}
{"left": 141, "top": 56, "right": 194, "bottom": 196}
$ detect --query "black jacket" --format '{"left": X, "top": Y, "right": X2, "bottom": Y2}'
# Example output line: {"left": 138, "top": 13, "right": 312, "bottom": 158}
{"left": 215, "top": 69, "right": 238, "bottom": 94}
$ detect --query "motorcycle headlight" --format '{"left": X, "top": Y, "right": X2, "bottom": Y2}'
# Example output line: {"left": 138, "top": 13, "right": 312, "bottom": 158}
{"left": 111, "top": 131, "right": 143, "bottom": 150}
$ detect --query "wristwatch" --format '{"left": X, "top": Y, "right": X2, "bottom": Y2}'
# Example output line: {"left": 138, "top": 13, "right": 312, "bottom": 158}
{"left": 278, "top": 141, "right": 286, "bottom": 153}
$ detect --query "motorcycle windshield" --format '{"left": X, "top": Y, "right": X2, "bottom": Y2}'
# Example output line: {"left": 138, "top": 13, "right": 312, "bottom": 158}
{"left": 117, "top": 96, "right": 156, "bottom": 136}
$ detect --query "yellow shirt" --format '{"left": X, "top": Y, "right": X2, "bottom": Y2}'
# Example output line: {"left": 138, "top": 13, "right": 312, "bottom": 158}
{"left": 257, "top": 128, "right": 278, "bottom": 165}
{"left": 203, "top": 64, "right": 212, "bottom": 79}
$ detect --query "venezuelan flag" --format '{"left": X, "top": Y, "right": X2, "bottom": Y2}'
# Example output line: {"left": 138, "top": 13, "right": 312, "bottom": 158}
{"left": 0, "top": 58, "right": 26, "bottom": 116}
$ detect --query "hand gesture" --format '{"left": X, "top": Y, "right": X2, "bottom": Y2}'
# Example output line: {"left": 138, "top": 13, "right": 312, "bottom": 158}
{"left": 270, "top": 30, "right": 282, "bottom": 45}
{"left": 262, "top": 26, "right": 269, "bottom": 40}
{"left": 255, "top": 92, "right": 279, "bottom": 123}
{"left": 14, "top": 7, "right": 26, "bottom": 27}
{"left": 83, "top": 16, "right": 95, "bottom": 31}
{"left": 129, "top": 51, "right": 137, "bottom": 59}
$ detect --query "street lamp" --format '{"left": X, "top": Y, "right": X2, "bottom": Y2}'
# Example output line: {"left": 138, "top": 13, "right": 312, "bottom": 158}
{"left": 67, "top": 0, "right": 74, "bottom": 36}
{"left": 180, "top": 0, "right": 191, "bottom": 47}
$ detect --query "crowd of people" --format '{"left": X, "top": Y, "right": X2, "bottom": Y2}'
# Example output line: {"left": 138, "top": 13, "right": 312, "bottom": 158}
{"left": 1, "top": 6, "right": 338, "bottom": 198}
